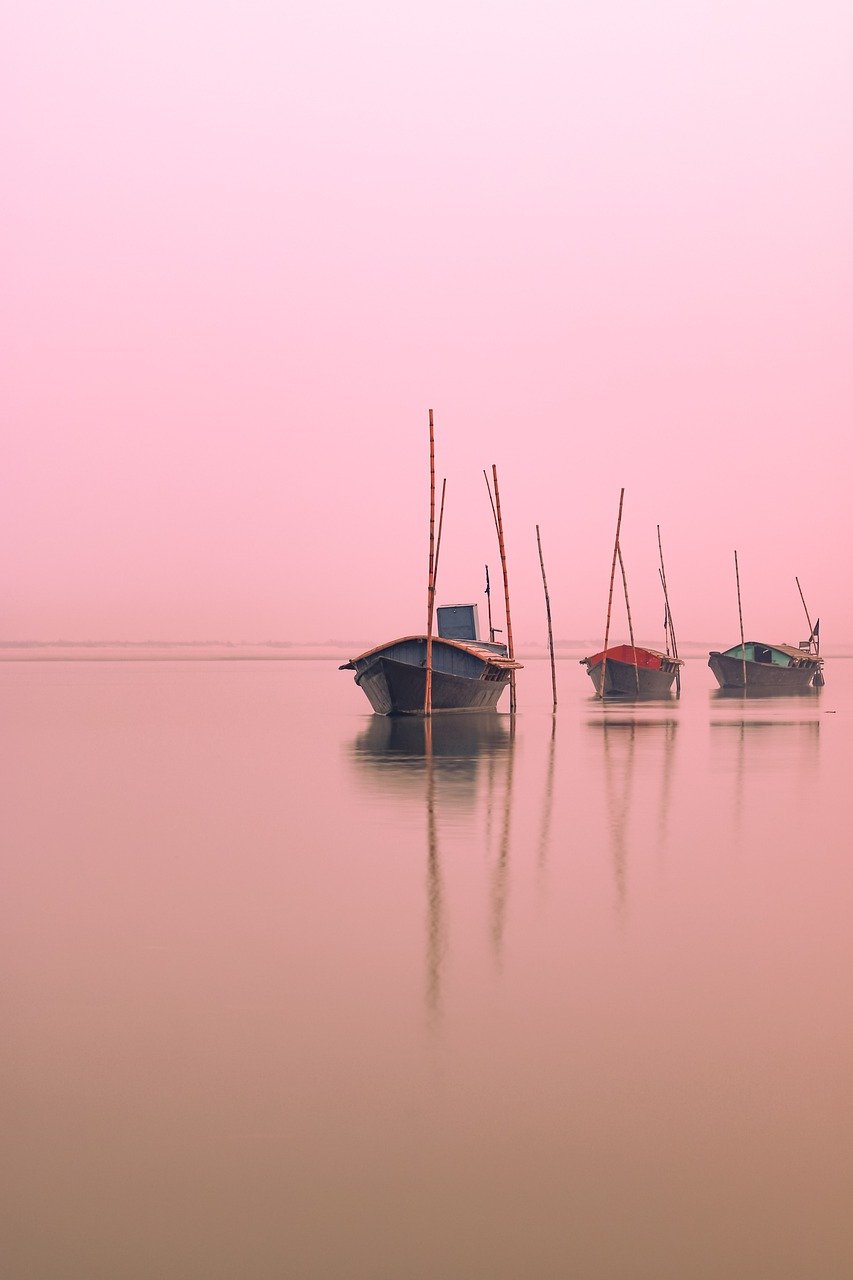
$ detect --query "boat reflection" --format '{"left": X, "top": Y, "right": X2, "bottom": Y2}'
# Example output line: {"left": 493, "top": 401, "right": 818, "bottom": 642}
{"left": 711, "top": 684, "right": 822, "bottom": 701}
{"left": 709, "top": 715, "right": 821, "bottom": 841}
{"left": 350, "top": 713, "right": 512, "bottom": 808}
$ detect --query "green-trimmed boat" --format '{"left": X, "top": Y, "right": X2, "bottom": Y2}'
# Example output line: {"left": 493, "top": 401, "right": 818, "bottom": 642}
{"left": 708, "top": 640, "right": 824, "bottom": 692}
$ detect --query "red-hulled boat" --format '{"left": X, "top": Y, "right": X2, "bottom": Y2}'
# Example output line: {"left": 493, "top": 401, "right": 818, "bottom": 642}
{"left": 582, "top": 492, "right": 683, "bottom": 700}
{"left": 580, "top": 643, "right": 682, "bottom": 698}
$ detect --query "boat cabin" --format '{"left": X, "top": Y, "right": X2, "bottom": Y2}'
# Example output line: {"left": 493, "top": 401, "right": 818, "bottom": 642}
{"left": 436, "top": 603, "right": 508, "bottom": 655}
{"left": 724, "top": 642, "right": 821, "bottom": 670}
{"left": 436, "top": 603, "right": 481, "bottom": 642}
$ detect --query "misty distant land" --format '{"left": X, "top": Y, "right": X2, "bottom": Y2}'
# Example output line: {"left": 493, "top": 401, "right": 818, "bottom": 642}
{"left": 2, "top": 639, "right": 850, "bottom": 660}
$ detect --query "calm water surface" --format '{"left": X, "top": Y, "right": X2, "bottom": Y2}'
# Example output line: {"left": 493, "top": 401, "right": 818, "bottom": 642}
{"left": 4, "top": 656, "right": 852, "bottom": 1278}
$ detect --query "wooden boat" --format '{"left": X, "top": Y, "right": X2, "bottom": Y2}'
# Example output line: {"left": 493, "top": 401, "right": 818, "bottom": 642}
{"left": 708, "top": 641, "right": 824, "bottom": 692}
{"left": 581, "top": 644, "right": 683, "bottom": 698}
{"left": 710, "top": 564, "right": 824, "bottom": 692}
{"left": 343, "top": 411, "right": 521, "bottom": 717}
{"left": 582, "top": 493, "right": 683, "bottom": 699}
{"left": 341, "top": 604, "right": 521, "bottom": 715}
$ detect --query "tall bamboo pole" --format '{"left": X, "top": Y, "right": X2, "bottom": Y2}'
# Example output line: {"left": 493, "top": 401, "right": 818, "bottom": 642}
{"left": 657, "top": 525, "right": 680, "bottom": 695}
{"left": 600, "top": 488, "right": 626, "bottom": 701}
{"left": 536, "top": 524, "right": 557, "bottom": 712}
{"left": 617, "top": 543, "right": 640, "bottom": 695}
{"left": 734, "top": 549, "right": 747, "bottom": 689}
{"left": 424, "top": 409, "right": 436, "bottom": 715}
{"left": 490, "top": 465, "right": 516, "bottom": 713}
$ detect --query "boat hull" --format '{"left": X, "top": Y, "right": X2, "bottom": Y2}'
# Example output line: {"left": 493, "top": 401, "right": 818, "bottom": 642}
{"left": 708, "top": 651, "right": 820, "bottom": 692}
{"left": 355, "top": 656, "right": 509, "bottom": 715}
{"left": 583, "top": 656, "right": 679, "bottom": 699}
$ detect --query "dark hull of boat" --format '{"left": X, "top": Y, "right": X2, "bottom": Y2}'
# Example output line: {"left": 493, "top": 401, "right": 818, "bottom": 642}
{"left": 708, "top": 652, "right": 820, "bottom": 692}
{"left": 584, "top": 658, "right": 678, "bottom": 699}
{"left": 355, "top": 656, "right": 509, "bottom": 715}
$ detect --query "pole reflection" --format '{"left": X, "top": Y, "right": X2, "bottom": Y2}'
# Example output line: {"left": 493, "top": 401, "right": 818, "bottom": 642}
{"left": 588, "top": 715, "right": 680, "bottom": 917}
{"left": 489, "top": 718, "right": 515, "bottom": 968}
{"left": 536, "top": 717, "right": 557, "bottom": 881}
{"left": 424, "top": 718, "right": 444, "bottom": 1021}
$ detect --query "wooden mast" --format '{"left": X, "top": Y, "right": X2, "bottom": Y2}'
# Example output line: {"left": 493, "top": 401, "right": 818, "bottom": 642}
{"left": 489, "top": 464, "right": 516, "bottom": 713}
{"left": 536, "top": 524, "right": 557, "bottom": 712}
{"left": 795, "top": 576, "right": 817, "bottom": 654}
{"left": 657, "top": 525, "right": 680, "bottom": 695}
{"left": 434, "top": 478, "right": 447, "bottom": 586}
{"left": 485, "top": 564, "right": 495, "bottom": 642}
{"left": 600, "top": 488, "right": 626, "bottom": 701}
{"left": 734, "top": 549, "right": 747, "bottom": 689}
{"left": 424, "top": 409, "right": 436, "bottom": 715}
{"left": 617, "top": 543, "right": 640, "bottom": 695}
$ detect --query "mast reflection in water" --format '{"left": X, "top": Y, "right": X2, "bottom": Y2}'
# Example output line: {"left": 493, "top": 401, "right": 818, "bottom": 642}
{"left": 349, "top": 713, "right": 514, "bottom": 1018}
{"left": 587, "top": 715, "right": 679, "bottom": 916}
{"left": 709, "top": 713, "right": 821, "bottom": 846}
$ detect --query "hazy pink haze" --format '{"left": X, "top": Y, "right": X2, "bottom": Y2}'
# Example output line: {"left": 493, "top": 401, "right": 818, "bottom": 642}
{"left": 4, "top": 2, "right": 852, "bottom": 644}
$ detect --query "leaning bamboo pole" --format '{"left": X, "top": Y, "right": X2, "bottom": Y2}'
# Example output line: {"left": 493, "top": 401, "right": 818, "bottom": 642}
{"left": 657, "top": 525, "right": 680, "bottom": 696}
{"left": 659, "top": 570, "right": 670, "bottom": 656}
{"left": 795, "top": 576, "right": 816, "bottom": 652}
{"left": 600, "top": 488, "right": 626, "bottom": 700}
{"left": 490, "top": 465, "right": 516, "bottom": 713}
{"left": 617, "top": 543, "right": 640, "bottom": 695}
{"left": 485, "top": 564, "right": 495, "bottom": 642}
{"left": 424, "top": 409, "right": 436, "bottom": 715}
{"left": 734, "top": 549, "right": 747, "bottom": 689}
{"left": 536, "top": 524, "right": 557, "bottom": 712}
{"left": 434, "top": 478, "right": 447, "bottom": 587}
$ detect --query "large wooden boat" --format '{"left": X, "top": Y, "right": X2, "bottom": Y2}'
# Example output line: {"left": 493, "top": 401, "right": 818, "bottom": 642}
{"left": 341, "top": 604, "right": 521, "bottom": 715}
{"left": 581, "top": 644, "right": 683, "bottom": 698}
{"left": 708, "top": 641, "right": 824, "bottom": 692}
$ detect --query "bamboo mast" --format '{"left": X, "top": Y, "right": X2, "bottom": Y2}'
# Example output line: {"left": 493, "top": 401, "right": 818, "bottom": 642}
{"left": 657, "top": 525, "right": 680, "bottom": 695}
{"left": 795, "top": 576, "right": 817, "bottom": 654}
{"left": 489, "top": 464, "right": 516, "bottom": 713}
{"left": 600, "top": 488, "right": 626, "bottom": 701}
{"left": 434, "top": 478, "right": 447, "bottom": 586}
{"left": 485, "top": 564, "right": 495, "bottom": 642}
{"left": 659, "top": 571, "right": 670, "bottom": 655}
{"left": 536, "top": 524, "right": 557, "bottom": 712}
{"left": 617, "top": 544, "right": 640, "bottom": 695}
{"left": 424, "top": 409, "right": 436, "bottom": 716}
{"left": 734, "top": 549, "right": 747, "bottom": 689}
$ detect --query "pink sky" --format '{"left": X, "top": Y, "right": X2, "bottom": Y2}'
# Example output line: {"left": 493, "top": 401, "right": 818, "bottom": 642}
{"left": 4, "top": 2, "right": 852, "bottom": 643}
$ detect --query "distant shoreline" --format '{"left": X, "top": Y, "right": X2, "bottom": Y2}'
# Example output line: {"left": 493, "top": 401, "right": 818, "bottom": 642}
{"left": 3, "top": 648, "right": 851, "bottom": 662}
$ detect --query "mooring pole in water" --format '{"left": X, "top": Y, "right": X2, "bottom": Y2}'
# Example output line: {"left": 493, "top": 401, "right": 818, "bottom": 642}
{"left": 490, "top": 464, "right": 516, "bottom": 713}
{"left": 734, "top": 549, "right": 747, "bottom": 689}
{"left": 657, "top": 524, "right": 680, "bottom": 696}
{"left": 485, "top": 564, "right": 495, "bottom": 642}
{"left": 536, "top": 524, "right": 557, "bottom": 712}
{"left": 617, "top": 543, "right": 640, "bottom": 696}
{"left": 601, "top": 488, "right": 626, "bottom": 701}
{"left": 424, "top": 409, "right": 436, "bottom": 716}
